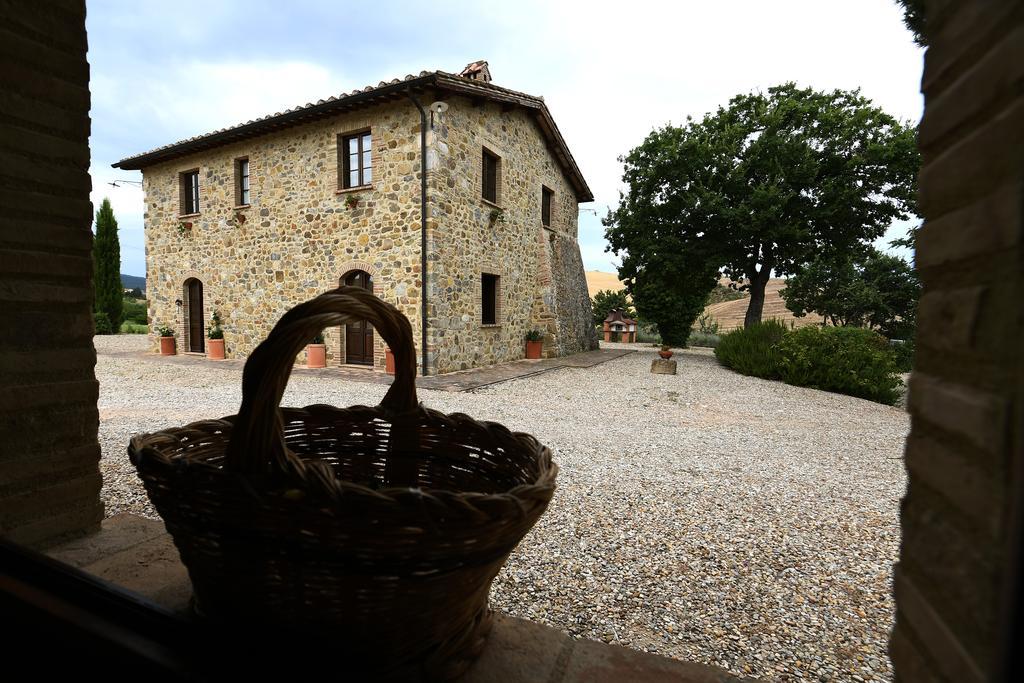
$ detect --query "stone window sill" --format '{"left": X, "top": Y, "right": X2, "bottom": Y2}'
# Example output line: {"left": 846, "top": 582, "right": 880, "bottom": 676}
{"left": 233, "top": 204, "right": 251, "bottom": 210}
{"left": 480, "top": 197, "right": 503, "bottom": 210}
{"left": 481, "top": 323, "right": 501, "bottom": 329}
{"left": 178, "top": 212, "right": 200, "bottom": 219}
{"left": 336, "top": 184, "right": 373, "bottom": 196}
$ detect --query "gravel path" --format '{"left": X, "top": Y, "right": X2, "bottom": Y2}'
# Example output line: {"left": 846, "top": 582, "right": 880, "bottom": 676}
{"left": 96, "top": 335, "right": 908, "bottom": 682}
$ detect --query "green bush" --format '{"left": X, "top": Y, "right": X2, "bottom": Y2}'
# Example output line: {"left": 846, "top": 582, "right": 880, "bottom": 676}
{"left": 777, "top": 326, "right": 901, "bottom": 404}
{"left": 687, "top": 331, "right": 721, "bottom": 348}
{"left": 714, "top": 319, "right": 789, "bottom": 379}
{"left": 890, "top": 338, "right": 915, "bottom": 373}
{"left": 636, "top": 323, "right": 662, "bottom": 344}
{"left": 122, "top": 298, "right": 148, "bottom": 325}
{"left": 119, "top": 321, "right": 148, "bottom": 334}
{"left": 93, "top": 312, "right": 113, "bottom": 335}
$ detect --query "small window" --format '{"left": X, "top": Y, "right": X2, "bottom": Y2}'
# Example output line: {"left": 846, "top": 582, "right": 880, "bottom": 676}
{"left": 340, "top": 130, "right": 372, "bottom": 189}
{"left": 541, "top": 186, "right": 553, "bottom": 227}
{"left": 180, "top": 170, "right": 199, "bottom": 215}
{"left": 481, "top": 273, "right": 499, "bottom": 325}
{"left": 235, "top": 157, "right": 250, "bottom": 206}
{"left": 482, "top": 148, "right": 500, "bottom": 203}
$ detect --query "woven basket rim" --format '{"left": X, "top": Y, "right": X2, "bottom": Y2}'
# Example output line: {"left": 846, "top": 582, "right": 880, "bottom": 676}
{"left": 129, "top": 403, "right": 558, "bottom": 503}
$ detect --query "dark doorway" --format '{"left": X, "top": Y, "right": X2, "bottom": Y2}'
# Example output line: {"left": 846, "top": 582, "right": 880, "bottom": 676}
{"left": 342, "top": 270, "right": 373, "bottom": 365}
{"left": 185, "top": 278, "right": 204, "bottom": 353}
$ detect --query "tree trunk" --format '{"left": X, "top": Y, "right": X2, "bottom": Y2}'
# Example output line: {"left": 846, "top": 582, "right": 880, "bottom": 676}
{"left": 744, "top": 269, "right": 771, "bottom": 327}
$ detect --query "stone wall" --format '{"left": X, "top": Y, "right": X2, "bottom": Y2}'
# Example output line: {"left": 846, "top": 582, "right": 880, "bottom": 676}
{"left": 0, "top": 0, "right": 104, "bottom": 546}
{"left": 426, "top": 96, "right": 597, "bottom": 373}
{"left": 890, "top": 1, "right": 1024, "bottom": 681}
{"left": 142, "top": 91, "right": 595, "bottom": 374}
{"left": 143, "top": 102, "right": 425, "bottom": 371}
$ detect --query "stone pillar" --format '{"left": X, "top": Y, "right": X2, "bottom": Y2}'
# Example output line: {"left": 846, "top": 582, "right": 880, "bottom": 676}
{"left": 0, "top": 1, "right": 104, "bottom": 546}
{"left": 890, "top": 2, "right": 1024, "bottom": 681}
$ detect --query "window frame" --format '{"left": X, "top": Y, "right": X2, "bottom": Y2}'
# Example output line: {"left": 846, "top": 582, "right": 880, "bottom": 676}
{"left": 481, "top": 272, "right": 500, "bottom": 326}
{"left": 179, "top": 169, "right": 200, "bottom": 216}
{"left": 339, "top": 129, "right": 373, "bottom": 190}
{"left": 234, "top": 157, "right": 250, "bottom": 207}
{"left": 541, "top": 185, "right": 553, "bottom": 227}
{"left": 481, "top": 148, "right": 500, "bottom": 204}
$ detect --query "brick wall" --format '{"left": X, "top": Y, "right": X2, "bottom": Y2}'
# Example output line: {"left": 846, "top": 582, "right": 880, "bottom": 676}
{"left": 891, "top": 1, "right": 1023, "bottom": 681}
{"left": 0, "top": 1, "right": 104, "bottom": 546}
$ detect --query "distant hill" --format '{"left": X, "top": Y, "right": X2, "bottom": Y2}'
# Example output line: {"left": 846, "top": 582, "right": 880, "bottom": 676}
{"left": 121, "top": 274, "right": 146, "bottom": 291}
{"left": 585, "top": 270, "right": 626, "bottom": 298}
{"left": 584, "top": 271, "right": 823, "bottom": 331}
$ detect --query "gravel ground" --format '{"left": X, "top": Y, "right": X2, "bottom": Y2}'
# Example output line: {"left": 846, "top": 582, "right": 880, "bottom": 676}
{"left": 96, "top": 335, "right": 908, "bottom": 682}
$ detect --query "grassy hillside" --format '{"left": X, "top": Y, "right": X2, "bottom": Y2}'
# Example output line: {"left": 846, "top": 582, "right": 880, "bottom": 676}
{"left": 120, "top": 273, "right": 146, "bottom": 291}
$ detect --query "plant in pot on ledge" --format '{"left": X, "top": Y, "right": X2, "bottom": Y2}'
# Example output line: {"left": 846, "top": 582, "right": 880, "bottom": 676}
{"left": 525, "top": 329, "right": 544, "bottom": 359}
{"left": 156, "top": 324, "right": 176, "bottom": 355}
{"left": 207, "top": 310, "right": 225, "bottom": 360}
{"left": 659, "top": 344, "right": 674, "bottom": 359}
{"left": 306, "top": 332, "right": 327, "bottom": 368}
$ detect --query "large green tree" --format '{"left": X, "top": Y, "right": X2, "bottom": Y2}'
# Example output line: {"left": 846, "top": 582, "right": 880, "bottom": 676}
{"left": 781, "top": 247, "right": 921, "bottom": 339}
{"left": 604, "top": 83, "right": 920, "bottom": 328}
{"left": 93, "top": 198, "right": 123, "bottom": 333}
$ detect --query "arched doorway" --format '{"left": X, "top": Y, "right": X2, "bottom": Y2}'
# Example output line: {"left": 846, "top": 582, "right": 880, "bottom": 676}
{"left": 183, "top": 278, "right": 204, "bottom": 353}
{"left": 341, "top": 270, "right": 373, "bottom": 365}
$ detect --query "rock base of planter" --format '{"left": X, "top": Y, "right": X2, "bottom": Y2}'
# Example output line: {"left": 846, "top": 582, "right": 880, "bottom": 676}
{"left": 650, "top": 358, "right": 677, "bottom": 375}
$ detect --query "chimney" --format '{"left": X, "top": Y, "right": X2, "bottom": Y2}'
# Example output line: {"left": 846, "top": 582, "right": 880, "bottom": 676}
{"left": 459, "top": 60, "right": 492, "bottom": 83}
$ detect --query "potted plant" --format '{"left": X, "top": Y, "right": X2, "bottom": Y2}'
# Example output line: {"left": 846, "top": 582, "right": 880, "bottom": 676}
{"left": 306, "top": 332, "right": 327, "bottom": 369}
{"left": 345, "top": 194, "right": 361, "bottom": 210}
{"left": 658, "top": 344, "right": 674, "bottom": 359}
{"left": 176, "top": 221, "right": 192, "bottom": 236}
{"left": 207, "top": 310, "right": 225, "bottom": 360}
{"left": 157, "top": 324, "right": 176, "bottom": 355}
{"left": 525, "top": 329, "right": 544, "bottom": 359}
{"left": 488, "top": 207, "right": 506, "bottom": 225}
{"left": 232, "top": 211, "right": 247, "bottom": 227}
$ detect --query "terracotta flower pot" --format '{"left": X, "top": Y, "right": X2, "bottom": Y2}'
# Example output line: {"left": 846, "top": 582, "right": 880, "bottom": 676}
{"left": 525, "top": 340, "right": 543, "bottom": 360}
{"left": 306, "top": 343, "right": 327, "bottom": 369}
{"left": 385, "top": 347, "right": 396, "bottom": 375}
{"left": 159, "top": 336, "right": 176, "bottom": 356}
{"left": 658, "top": 349, "right": 673, "bottom": 359}
{"left": 207, "top": 338, "right": 225, "bottom": 360}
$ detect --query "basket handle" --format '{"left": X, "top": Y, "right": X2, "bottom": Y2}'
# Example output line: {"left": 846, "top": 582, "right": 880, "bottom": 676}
{"left": 224, "top": 286, "right": 419, "bottom": 475}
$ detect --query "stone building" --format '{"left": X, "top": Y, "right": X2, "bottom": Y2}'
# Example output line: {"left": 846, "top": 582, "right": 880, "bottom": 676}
{"left": 114, "top": 62, "right": 598, "bottom": 374}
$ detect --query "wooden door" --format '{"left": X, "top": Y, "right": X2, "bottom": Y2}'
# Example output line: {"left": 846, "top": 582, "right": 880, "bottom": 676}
{"left": 187, "top": 279, "right": 204, "bottom": 353}
{"left": 343, "top": 271, "right": 373, "bottom": 365}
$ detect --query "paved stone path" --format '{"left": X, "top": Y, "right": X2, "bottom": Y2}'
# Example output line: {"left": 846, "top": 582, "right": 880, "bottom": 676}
{"left": 100, "top": 346, "right": 636, "bottom": 392}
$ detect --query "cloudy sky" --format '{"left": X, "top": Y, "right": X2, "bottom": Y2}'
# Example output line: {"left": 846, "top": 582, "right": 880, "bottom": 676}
{"left": 87, "top": 0, "right": 924, "bottom": 277}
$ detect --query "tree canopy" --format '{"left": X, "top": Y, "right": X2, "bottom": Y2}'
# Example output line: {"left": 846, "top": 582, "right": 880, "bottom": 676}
{"left": 93, "top": 198, "right": 123, "bottom": 333}
{"left": 604, "top": 83, "right": 920, "bottom": 329}
{"left": 781, "top": 248, "right": 920, "bottom": 339}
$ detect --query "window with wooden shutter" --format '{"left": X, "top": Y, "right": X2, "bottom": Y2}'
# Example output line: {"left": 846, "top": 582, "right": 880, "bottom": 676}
{"left": 481, "top": 273, "right": 499, "bottom": 325}
{"left": 339, "top": 130, "right": 372, "bottom": 189}
{"left": 235, "top": 158, "right": 250, "bottom": 206}
{"left": 542, "top": 186, "right": 553, "bottom": 227}
{"left": 482, "top": 148, "right": 499, "bottom": 203}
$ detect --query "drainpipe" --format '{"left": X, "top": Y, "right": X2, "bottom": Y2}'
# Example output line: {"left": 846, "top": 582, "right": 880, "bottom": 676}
{"left": 406, "top": 90, "right": 429, "bottom": 376}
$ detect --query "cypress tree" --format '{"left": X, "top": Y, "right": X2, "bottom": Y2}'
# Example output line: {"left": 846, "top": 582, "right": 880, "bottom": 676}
{"left": 93, "top": 198, "right": 123, "bottom": 333}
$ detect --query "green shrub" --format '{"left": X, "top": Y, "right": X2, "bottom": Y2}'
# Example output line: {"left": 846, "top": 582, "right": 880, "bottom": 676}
{"left": 119, "top": 321, "right": 148, "bottom": 334}
{"left": 687, "top": 331, "right": 721, "bottom": 348}
{"left": 93, "top": 312, "right": 113, "bottom": 335}
{"left": 714, "top": 319, "right": 789, "bottom": 379}
{"left": 890, "top": 338, "right": 915, "bottom": 373}
{"left": 777, "top": 326, "right": 901, "bottom": 404}
{"left": 636, "top": 323, "right": 662, "bottom": 344}
{"left": 122, "top": 298, "right": 148, "bottom": 325}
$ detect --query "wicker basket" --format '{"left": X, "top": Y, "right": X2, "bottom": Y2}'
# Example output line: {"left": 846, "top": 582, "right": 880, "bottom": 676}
{"left": 129, "top": 287, "right": 558, "bottom": 679}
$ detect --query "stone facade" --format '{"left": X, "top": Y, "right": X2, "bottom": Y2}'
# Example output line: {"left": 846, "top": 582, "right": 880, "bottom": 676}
{"left": 137, "top": 82, "right": 597, "bottom": 374}
{"left": 0, "top": 0, "right": 104, "bottom": 546}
